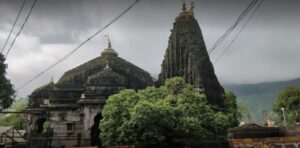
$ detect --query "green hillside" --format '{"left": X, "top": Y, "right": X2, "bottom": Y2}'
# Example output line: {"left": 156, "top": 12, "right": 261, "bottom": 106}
{"left": 223, "top": 78, "right": 300, "bottom": 122}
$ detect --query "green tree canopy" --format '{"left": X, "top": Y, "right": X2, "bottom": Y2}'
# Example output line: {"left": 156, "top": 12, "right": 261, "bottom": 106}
{"left": 224, "top": 91, "right": 240, "bottom": 126}
{"left": 0, "top": 99, "right": 27, "bottom": 129}
{"left": 273, "top": 86, "right": 300, "bottom": 125}
{"left": 100, "top": 77, "right": 233, "bottom": 147}
{"left": 0, "top": 53, "right": 15, "bottom": 109}
{"left": 237, "top": 101, "right": 252, "bottom": 123}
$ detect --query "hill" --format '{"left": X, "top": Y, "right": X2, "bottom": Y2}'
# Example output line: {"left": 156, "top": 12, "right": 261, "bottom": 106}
{"left": 223, "top": 78, "right": 300, "bottom": 122}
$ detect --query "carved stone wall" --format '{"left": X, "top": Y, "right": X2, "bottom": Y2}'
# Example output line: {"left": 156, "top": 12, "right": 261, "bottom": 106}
{"left": 158, "top": 9, "right": 225, "bottom": 109}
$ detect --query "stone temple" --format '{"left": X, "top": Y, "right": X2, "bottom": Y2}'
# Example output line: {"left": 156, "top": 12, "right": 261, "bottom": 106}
{"left": 157, "top": 2, "right": 225, "bottom": 109}
{"left": 26, "top": 39, "right": 153, "bottom": 147}
{"left": 25, "top": 2, "right": 225, "bottom": 147}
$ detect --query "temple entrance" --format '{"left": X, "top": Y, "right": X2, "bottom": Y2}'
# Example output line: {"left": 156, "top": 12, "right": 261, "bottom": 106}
{"left": 91, "top": 113, "right": 102, "bottom": 146}
{"left": 36, "top": 118, "right": 46, "bottom": 133}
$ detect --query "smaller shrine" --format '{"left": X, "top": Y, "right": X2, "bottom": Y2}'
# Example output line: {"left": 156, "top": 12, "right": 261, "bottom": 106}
{"left": 25, "top": 38, "right": 153, "bottom": 147}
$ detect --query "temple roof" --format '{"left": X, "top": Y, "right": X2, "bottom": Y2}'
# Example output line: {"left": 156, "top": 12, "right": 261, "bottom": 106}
{"left": 55, "top": 51, "right": 153, "bottom": 90}
{"left": 29, "top": 80, "right": 54, "bottom": 98}
{"left": 28, "top": 80, "right": 55, "bottom": 108}
{"left": 29, "top": 41, "right": 153, "bottom": 106}
{"left": 53, "top": 39, "right": 153, "bottom": 90}
{"left": 86, "top": 61, "right": 125, "bottom": 87}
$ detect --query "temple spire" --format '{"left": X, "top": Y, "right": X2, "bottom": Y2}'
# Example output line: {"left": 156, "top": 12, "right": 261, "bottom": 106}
{"left": 101, "top": 35, "right": 118, "bottom": 57}
{"left": 189, "top": 0, "right": 194, "bottom": 16}
{"left": 181, "top": 0, "right": 187, "bottom": 11}
{"left": 105, "top": 35, "right": 112, "bottom": 48}
{"left": 158, "top": 1, "right": 226, "bottom": 109}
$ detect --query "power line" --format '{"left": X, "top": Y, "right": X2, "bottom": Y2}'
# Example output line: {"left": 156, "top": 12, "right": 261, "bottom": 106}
{"left": 16, "top": 0, "right": 141, "bottom": 91}
{"left": 1, "top": 0, "right": 26, "bottom": 54}
{"left": 214, "top": 0, "right": 264, "bottom": 64}
{"left": 208, "top": 0, "right": 259, "bottom": 55}
{"left": 208, "top": 0, "right": 258, "bottom": 54}
{"left": 4, "top": 0, "right": 38, "bottom": 59}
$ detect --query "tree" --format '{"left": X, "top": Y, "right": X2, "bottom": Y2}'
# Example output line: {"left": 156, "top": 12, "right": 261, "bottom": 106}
{"left": 0, "top": 53, "right": 15, "bottom": 109}
{"left": 237, "top": 101, "right": 252, "bottom": 123}
{"left": 224, "top": 91, "right": 241, "bottom": 126}
{"left": 0, "top": 99, "right": 27, "bottom": 129}
{"left": 100, "top": 77, "right": 231, "bottom": 147}
{"left": 273, "top": 87, "right": 300, "bottom": 125}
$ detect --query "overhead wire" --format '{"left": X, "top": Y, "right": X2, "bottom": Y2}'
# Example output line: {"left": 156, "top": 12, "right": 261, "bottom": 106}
{"left": 214, "top": 0, "right": 264, "bottom": 64}
{"left": 1, "top": 0, "right": 26, "bottom": 54}
{"left": 16, "top": 0, "right": 141, "bottom": 91}
{"left": 4, "top": 0, "right": 38, "bottom": 59}
{"left": 208, "top": 0, "right": 259, "bottom": 55}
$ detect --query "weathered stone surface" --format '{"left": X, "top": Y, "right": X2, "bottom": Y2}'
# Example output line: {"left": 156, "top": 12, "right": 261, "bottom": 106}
{"left": 157, "top": 6, "right": 225, "bottom": 109}
{"left": 28, "top": 45, "right": 153, "bottom": 107}
{"left": 56, "top": 49, "right": 153, "bottom": 91}
{"left": 28, "top": 81, "right": 54, "bottom": 108}
{"left": 27, "top": 44, "right": 153, "bottom": 147}
{"left": 82, "top": 64, "right": 126, "bottom": 101}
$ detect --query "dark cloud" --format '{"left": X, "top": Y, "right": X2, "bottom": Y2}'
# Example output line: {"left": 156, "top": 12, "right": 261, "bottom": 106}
{"left": 0, "top": 0, "right": 300, "bottom": 97}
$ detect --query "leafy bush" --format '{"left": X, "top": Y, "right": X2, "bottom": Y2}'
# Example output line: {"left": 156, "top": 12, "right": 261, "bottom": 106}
{"left": 100, "top": 77, "right": 233, "bottom": 146}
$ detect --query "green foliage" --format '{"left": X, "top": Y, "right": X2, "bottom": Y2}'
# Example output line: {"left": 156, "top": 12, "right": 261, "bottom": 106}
{"left": 237, "top": 101, "right": 252, "bottom": 123}
{"left": 0, "top": 99, "right": 28, "bottom": 129}
{"left": 235, "top": 94, "right": 274, "bottom": 122}
{"left": 42, "top": 121, "right": 51, "bottom": 134}
{"left": 273, "top": 87, "right": 300, "bottom": 125}
{"left": 0, "top": 53, "right": 15, "bottom": 109}
{"left": 100, "top": 77, "right": 231, "bottom": 146}
{"left": 224, "top": 78, "right": 300, "bottom": 122}
{"left": 224, "top": 91, "right": 240, "bottom": 127}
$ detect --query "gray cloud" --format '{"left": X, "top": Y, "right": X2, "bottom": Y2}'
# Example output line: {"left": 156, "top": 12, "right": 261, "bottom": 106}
{"left": 0, "top": 0, "right": 300, "bottom": 97}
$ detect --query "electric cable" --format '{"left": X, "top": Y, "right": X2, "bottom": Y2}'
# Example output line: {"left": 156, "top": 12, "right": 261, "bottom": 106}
{"left": 4, "top": 0, "right": 38, "bottom": 59}
{"left": 16, "top": 0, "right": 140, "bottom": 91}
{"left": 208, "top": 0, "right": 258, "bottom": 55}
{"left": 1, "top": 0, "right": 26, "bottom": 54}
{"left": 214, "top": 0, "right": 264, "bottom": 64}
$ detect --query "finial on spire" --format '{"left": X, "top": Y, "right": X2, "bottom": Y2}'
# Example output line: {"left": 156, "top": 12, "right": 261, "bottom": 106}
{"left": 104, "top": 60, "right": 112, "bottom": 70}
{"left": 189, "top": 0, "right": 194, "bottom": 16}
{"left": 105, "top": 34, "right": 112, "bottom": 48}
{"left": 181, "top": 0, "right": 187, "bottom": 11}
{"left": 190, "top": 0, "right": 194, "bottom": 10}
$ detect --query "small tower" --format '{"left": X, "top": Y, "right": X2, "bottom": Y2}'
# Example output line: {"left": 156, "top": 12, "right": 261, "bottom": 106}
{"left": 181, "top": 0, "right": 187, "bottom": 11}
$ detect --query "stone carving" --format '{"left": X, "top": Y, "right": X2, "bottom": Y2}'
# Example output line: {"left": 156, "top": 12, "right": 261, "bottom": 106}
{"left": 157, "top": 2, "right": 225, "bottom": 109}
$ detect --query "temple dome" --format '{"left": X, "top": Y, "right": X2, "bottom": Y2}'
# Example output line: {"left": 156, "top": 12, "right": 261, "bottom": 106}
{"left": 101, "top": 48, "right": 118, "bottom": 57}
{"left": 86, "top": 63, "right": 125, "bottom": 87}
{"left": 52, "top": 41, "right": 153, "bottom": 104}
{"left": 55, "top": 37, "right": 153, "bottom": 90}
{"left": 101, "top": 38, "right": 118, "bottom": 56}
{"left": 80, "top": 63, "right": 126, "bottom": 101}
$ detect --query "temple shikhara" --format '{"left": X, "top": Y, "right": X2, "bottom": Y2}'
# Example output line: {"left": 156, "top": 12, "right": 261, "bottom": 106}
{"left": 157, "top": 2, "right": 225, "bottom": 109}
{"left": 25, "top": 2, "right": 226, "bottom": 147}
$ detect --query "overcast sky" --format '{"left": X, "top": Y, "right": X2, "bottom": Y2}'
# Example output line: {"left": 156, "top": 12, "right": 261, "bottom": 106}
{"left": 0, "top": 0, "right": 299, "bottom": 98}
